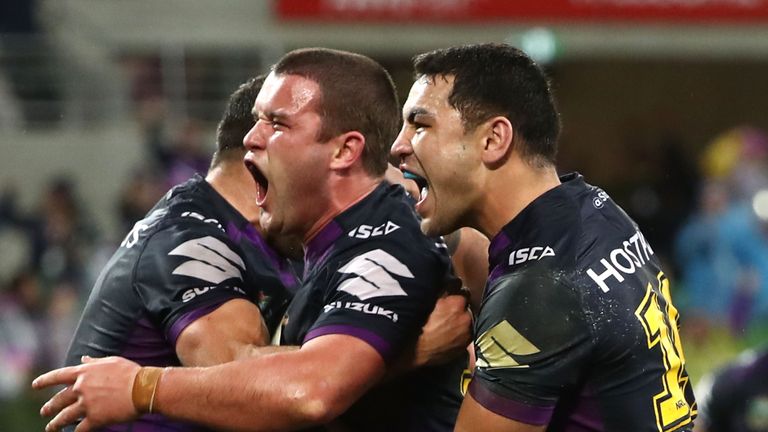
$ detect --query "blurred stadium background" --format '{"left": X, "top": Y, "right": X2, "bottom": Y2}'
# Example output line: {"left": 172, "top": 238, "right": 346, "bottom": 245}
{"left": 2, "top": 1, "right": 768, "bottom": 429}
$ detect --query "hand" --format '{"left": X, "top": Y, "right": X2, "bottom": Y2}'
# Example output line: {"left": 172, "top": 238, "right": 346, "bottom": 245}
{"left": 414, "top": 294, "right": 473, "bottom": 367}
{"left": 32, "top": 356, "right": 141, "bottom": 432}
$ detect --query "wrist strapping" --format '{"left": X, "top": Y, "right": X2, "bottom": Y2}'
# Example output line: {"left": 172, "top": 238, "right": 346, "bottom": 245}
{"left": 132, "top": 367, "right": 164, "bottom": 414}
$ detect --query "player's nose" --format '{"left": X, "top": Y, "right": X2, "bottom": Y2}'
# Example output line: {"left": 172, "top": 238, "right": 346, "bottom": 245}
{"left": 390, "top": 126, "right": 413, "bottom": 159}
{"left": 243, "top": 121, "right": 265, "bottom": 151}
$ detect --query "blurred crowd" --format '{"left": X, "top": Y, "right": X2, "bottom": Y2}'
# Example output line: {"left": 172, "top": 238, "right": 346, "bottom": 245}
{"left": 675, "top": 127, "right": 768, "bottom": 344}
{"left": 0, "top": 101, "right": 212, "bottom": 419}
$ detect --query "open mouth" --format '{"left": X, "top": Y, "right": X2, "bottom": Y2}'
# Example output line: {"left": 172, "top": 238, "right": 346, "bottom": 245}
{"left": 245, "top": 160, "right": 269, "bottom": 206}
{"left": 403, "top": 170, "right": 429, "bottom": 205}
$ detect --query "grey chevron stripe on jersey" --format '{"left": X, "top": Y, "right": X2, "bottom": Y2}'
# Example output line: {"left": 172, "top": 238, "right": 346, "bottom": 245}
{"left": 168, "top": 236, "right": 245, "bottom": 284}
{"left": 337, "top": 249, "right": 412, "bottom": 300}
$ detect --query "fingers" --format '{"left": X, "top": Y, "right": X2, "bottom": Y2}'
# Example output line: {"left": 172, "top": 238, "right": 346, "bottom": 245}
{"left": 41, "top": 386, "right": 78, "bottom": 417}
{"left": 438, "top": 293, "right": 469, "bottom": 311}
{"left": 74, "top": 417, "right": 94, "bottom": 432}
{"left": 33, "top": 366, "right": 81, "bottom": 390}
{"left": 45, "top": 399, "right": 85, "bottom": 432}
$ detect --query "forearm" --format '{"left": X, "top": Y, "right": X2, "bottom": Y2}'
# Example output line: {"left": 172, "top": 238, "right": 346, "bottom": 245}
{"left": 33, "top": 336, "right": 383, "bottom": 432}
{"left": 450, "top": 228, "right": 489, "bottom": 311}
{"left": 153, "top": 337, "right": 384, "bottom": 432}
{"left": 183, "top": 343, "right": 298, "bottom": 367}
{"left": 155, "top": 352, "right": 337, "bottom": 431}
{"left": 236, "top": 345, "right": 298, "bottom": 361}
{"left": 176, "top": 299, "right": 278, "bottom": 367}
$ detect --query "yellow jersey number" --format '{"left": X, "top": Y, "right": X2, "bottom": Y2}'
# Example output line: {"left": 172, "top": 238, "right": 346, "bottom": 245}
{"left": 634, "top": 272, "right": 695, "bottom": 431}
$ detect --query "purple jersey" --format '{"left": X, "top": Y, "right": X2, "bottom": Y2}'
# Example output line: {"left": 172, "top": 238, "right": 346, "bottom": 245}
{"left": 65, "top": 175, "right": 298, "bottom": 431}
{"left": 471, "top": 173, "right": 696, "bottom": 431}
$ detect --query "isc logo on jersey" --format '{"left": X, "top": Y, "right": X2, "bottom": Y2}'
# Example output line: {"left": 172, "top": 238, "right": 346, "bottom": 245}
{"left": 327, "top": 249, "right": 412, "bottom": 321}
{"left": 167, "top": 236, "right": 247, "bottom": 302}
{"left": 508, "top": 246, "right": 555, "bottom": 266}
{"left": 181, "top": 211, "right": 224, "bottom": 231}
{"left": 347, "top": 221, "right": 400, "bottom": 239}
{"left": 121, "top": 209, "right": 168, "bottom": 248}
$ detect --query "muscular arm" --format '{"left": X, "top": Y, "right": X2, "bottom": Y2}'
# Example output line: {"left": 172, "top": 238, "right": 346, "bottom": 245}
{"left": 175, "top": 299, "right": 294, "bottom": 366}
{"left": 35, "top": 334, "right": 385, "bottom": 432}
{"left": 157, "top": 334, "right": 385, "bottom": 430}
{"left": 456, "top": 392, "right": 546, "bottom": 432}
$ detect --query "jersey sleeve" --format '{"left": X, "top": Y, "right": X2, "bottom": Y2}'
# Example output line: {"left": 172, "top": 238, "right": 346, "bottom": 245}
{"left": 134, "top": 220, "right": 251, "bottom": 346}
{"left": 469, "top": 267, "right": 594, "bottom": 425}
{"left": 303, "top": 238, "right": 449, "bottom": 363}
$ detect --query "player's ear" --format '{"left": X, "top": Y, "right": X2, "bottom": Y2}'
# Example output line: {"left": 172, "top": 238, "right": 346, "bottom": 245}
{"left": 330, "top": 131, "right": 365, "bottom": 170}
{"left": 480, "top": 116, "right": 514, "bottom": 167}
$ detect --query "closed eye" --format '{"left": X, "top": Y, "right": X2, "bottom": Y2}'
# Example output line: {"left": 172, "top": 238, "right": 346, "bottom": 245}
{"left": 257, "top": 112, "right": 289, "bottom": 130}
{"left": 413, "top": 122, "right": 428, "bottom": 132}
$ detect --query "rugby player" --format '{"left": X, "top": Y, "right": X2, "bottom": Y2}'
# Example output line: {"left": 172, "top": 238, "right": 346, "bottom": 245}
{"left": 391, "top": 43, "right": 697, "bottom": 431}
{"left": 35, "top": 48, "right": 471, "bottom": 431}
{"left": 58, "top": 75, "right": 299, "bottom": 431}
{"left": 694, "top": 347, "right": 768, "bottom": 432}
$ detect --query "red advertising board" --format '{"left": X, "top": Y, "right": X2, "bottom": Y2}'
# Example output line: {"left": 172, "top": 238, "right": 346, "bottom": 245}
{"left": 276, "top": 0, "right": 768, "bottom": 23}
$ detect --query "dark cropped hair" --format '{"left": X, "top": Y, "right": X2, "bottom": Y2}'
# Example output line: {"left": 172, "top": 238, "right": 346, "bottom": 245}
{"left": 211, "top": 74, "right": 266, "bottom": 168}
{"left": 413, "top": 43, "right": 560, "bottom": 166}
{"left": 273, "top": 48, "right": 400, "bottom": 176}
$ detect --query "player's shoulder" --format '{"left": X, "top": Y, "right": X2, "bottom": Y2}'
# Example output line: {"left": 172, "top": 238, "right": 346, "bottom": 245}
{"left": 132, "top": 176, "right": 235, "bottom": 242}
{"left": 162, "top": 177, "right": 230, "bottom": 227}
{"left": 340, "top": 182, "right": 441, "bottom": 252}
{"left": 486, "top": 187, "right": 583, "bottom": 289}
{"left": 130, "top": 208, "right": 248, "bottom": 301}
{"left": 484, "top": 264, "right": 583, "bottom": 321}
{"left": 306, "top": 183, "right": 448, "bottom": 282}
{"left": 545, "top": 175, "right": 663, "bottom": 292}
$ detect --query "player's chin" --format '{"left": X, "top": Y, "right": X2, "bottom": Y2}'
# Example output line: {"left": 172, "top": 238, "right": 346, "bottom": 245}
{"left": 420, "top": 216, "right": 452, "bottom": 238}
{"left": 259, "top": 209, "right": 279, "bottom": 235}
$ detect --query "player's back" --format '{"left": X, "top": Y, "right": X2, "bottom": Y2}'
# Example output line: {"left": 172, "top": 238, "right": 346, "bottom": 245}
{"left": 65, "top": 175, "right": 295, "bottom": 431}
{"left": 473, "top": 173, "right": 696, "bottom": 431}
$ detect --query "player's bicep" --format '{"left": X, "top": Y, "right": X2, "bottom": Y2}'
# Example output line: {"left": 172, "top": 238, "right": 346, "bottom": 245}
{"left": 175, "top": 299, "right": 269, "bottom": 366}
{"left": 456, "top": 392, "right": 546, "bottom": 432}
{"left": 135, "top": 225, "right": 252, "bottom": 338}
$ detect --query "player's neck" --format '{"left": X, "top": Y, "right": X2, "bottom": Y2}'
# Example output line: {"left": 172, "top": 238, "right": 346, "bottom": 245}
{"left": 206, "top": 160, "right": 261, "bottom": 225}
{"left": 475, "top": 159, "right": 560, "bottom": 238}
{"left": 303, "top": 171, "right": 382, "bottom": 245}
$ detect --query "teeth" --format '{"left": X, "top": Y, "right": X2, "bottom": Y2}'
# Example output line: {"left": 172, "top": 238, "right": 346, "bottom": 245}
{"left": 420, "top": 186, "right": 429, "bottom": 202}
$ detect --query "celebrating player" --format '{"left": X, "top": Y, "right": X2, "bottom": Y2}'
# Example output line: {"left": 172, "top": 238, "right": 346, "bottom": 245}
{"left": 57, "top": 75, "right": 298, "bottom": 431}
{"left": 391, "top": 42, "right": 697, "bottom": 431}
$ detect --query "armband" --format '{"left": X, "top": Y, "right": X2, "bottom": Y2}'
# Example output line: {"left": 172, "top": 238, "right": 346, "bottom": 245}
{"left": 132, "top": 367, "right": 165, "bottom": 413}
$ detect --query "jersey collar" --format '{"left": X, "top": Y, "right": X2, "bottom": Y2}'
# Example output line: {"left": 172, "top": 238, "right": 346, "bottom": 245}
{"left": 304, "top": 181, "right": 393, "bottom": 271}
{"left": 488, "top": 172, "right": 584, "bottom": 270}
